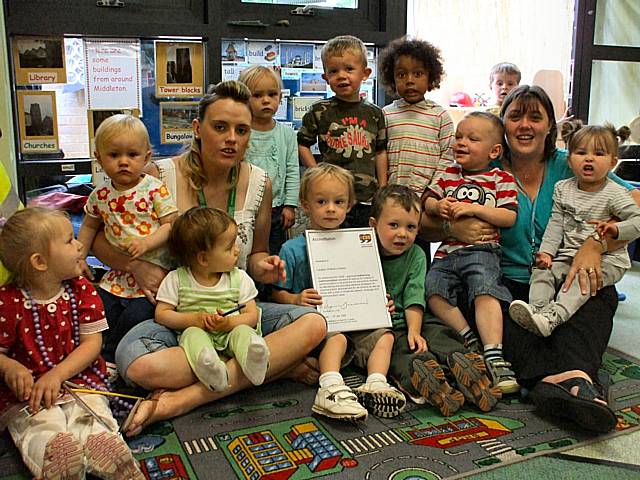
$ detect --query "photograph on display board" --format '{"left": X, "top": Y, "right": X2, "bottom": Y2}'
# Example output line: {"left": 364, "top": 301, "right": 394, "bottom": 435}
{"left": 13, "top": 36, "right": 67, "bottom": 85}
{"left": 280, "top": 43, "right": 314, "bottom": 69}
{"left": 17, "top": 91, "right": 59, "bottom": 153}
{"left": 300, "top": 72, "right": 326, "bottom": 93}
{"left": 246, "top": 41, "right": 279, "bottom": 65}
{"left": 155, "top": 42, "right": 204, "bottom": 97}
{"left": 160, "top": 102, "right": 198, "bottom": 144}
{"left": 221, "top": 40, "right": 246, "bottom": 62}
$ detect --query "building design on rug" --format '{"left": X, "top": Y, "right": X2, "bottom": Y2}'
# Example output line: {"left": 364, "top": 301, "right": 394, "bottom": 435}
{"left": 406, "top": 417, "right": 511, "bottom": 448}
{"left": 226, "top": 422, "right": 344, "bottom": 479}
{"left": 139, "top": 454, "right": 189, "bottom": 479}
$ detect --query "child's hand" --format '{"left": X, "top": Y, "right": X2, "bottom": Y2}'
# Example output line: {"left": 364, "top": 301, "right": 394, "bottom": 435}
{"left": 211, "top": 312, "right": 233, "bottom": 332}
{"left": 589, "top": 219, "right": 619, "bottom": 240}
{"left": 30, "top": 370, "right": 63, "bottom": 412}
{"left": 449, "top": 202, "right": 477, "bottom": 220}
{"left": 536, "top": 252, "right": 553, "bottom": 269}
{"left": 407, "top": 332, "right": 428, "bottom": 354}
{"left": 79, "top": 258, "right": 94, "bottom": 281}
{"left": 385, "top": 294, "right": 396, "bottom": 315}
{"left": 127, "top": 238, "right": 149, "bottom": 260}
{"left": 281, "top": 206, "right": 296, "bottom": 230}
{"left": 198, "top": 311, "right": 218, "bottom": 331}
{"left": 4, "top": 360, "right": 33, "bottom": 402}
{"left": 436, "top": 197, "right": 457, "bottom": 219}
{"left": 298, "top": 289, "right": 323, "bottom": 307}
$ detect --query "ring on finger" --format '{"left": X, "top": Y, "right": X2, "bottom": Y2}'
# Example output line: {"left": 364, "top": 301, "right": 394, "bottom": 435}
{"left": 588, "top": 267, "right": 595, "bottom": 273}
{"left": 578, "top": 267, "right": 586, "bottom": 271}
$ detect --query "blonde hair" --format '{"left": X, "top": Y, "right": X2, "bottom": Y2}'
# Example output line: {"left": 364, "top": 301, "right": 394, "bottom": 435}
{"left": 300, "top": 163, "right": 356, "bottom": 208}
{"left": 321, "top": 35, "right": 368, "bottom": 68}
{"left": 0, "top": 207, "right": 69, "bottom": 288}
{"left": 489, "top": 62, "right": 521, "bottom": 84}
{"left": 238, "top": 65, "right": 283, "bottom": 93}
{"left": 94, "top": 114, "right": 151, "bottom": 155}
{"left": 168, "top": 207, "right": 237, "bottom": 268}
{"left": 182, "top": 80, "right": 252, "bottom": 192}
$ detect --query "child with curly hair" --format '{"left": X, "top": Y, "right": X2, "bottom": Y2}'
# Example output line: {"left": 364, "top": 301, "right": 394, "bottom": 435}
{"left": 378, "top": 37, "right": 455, "bottom": 195}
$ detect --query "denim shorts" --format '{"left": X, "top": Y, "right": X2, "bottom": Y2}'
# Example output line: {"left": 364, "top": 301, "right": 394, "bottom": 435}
{"left": 425, "top": 244, "right": 511, "bottom": 309}
{"left": 114, "top": 302, "right": 320, "bottom": 384}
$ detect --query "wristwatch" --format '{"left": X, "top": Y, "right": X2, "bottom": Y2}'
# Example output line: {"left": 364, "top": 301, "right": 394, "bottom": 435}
{"left": 590, "top": 233, "right": 608, "bottom": 253}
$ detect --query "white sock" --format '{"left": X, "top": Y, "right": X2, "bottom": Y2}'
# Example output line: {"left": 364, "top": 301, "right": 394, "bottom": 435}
{"left": 366, "top": 373, "right": 387, "bottom": 385}
{"left": 319, "top": 371, "right": 344, "bottom": 389}
{"left": 243, "top": 336, "right": 270, "bottom": 386}
{"left": 196, "top": 347, "right": 229, "bottom": 391}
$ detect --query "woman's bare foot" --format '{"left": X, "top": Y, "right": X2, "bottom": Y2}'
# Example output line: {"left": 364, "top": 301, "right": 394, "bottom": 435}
{"left": 286, "top": 357, "right": 320, "bottom": 385}
{"left": 542, "top": 370, "right": 607, "bottom": 406}
{"left": 123, "top": 389, "right": 174, "bottom": 437}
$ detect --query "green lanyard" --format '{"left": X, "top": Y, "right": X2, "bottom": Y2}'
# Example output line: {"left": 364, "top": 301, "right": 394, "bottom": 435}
{"left": 197, "top": 166, "right": 237, "bottom": 217}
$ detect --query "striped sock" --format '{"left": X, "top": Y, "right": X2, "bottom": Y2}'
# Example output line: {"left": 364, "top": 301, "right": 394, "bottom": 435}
{"left": 483, "top": 344, "right": 504, "bottom": 363}
{"left": 460, "top": 326, "right": 479, "bottom": 344}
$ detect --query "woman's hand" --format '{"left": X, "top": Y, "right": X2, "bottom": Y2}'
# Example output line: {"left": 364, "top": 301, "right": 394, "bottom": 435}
{"left": 129, "top": 260, "right": 168, "bottom": 304}
{"left": 449, "top": 217, "right": 497, "bottom": 244}
{"left": 563, "top": 238, "right": 603, "bottom": 296}
{"left": 4, "top": 360, "right": 33, "bottom": 402}
{"left": 253, "top": 255, "right": 286, "bottom": 285}
{"left": 30, "top": 370, "right": 64, "bottom": 412}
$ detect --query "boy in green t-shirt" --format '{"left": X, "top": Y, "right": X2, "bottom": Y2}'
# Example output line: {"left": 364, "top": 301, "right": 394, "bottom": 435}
{"left": 372, "top": 185, "right": 502, "bottom": 416}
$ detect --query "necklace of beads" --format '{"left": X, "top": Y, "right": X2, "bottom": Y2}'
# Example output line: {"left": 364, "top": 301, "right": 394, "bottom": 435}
{"left": 26, "top": 281, "right": 133, "bottom": 417}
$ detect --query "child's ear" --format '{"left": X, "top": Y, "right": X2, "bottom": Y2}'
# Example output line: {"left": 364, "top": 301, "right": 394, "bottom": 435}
{"left": 369, "top": 217, "right": 377, "bottom": 228}
{"left": 300, "top": 199, "right": 310, "bottom": 214}
{"left": 321, "top": 72, "right": 328, "bottom": 83}
{"left": 489, "top": 143, "right": 503, "bottom": 160}
{"left": 144, "top": 149, "right": 152, "bottom": 163}
{"left": 196, "top": 251, "right": 208, "bottom": 267}
{"left": 29, "top": 252, "right": 48, "bottom": 272}
{"left": 363, "top": 66, "right": 372, "bottom": 81}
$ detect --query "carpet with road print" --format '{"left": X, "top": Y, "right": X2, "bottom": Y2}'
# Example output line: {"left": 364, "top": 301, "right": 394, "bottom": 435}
{"left": 1, "top": 348, "right": 640, "bottom": 480}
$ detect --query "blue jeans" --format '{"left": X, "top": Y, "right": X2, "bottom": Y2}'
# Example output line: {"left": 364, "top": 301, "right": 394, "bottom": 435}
{"left": 114, "top": 302, "right": 320, "bottom": 386}
{"left": 98, "top": 289, "right": 155, "bottom": 363}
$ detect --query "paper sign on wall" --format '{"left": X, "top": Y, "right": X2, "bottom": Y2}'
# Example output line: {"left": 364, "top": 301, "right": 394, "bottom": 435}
{"left": 84, "top": 39, "right": 142, "bottom": 111}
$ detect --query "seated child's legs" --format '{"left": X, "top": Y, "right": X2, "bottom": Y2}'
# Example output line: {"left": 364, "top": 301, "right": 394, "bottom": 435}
{"left": 226, "top": 325, "right": 270, "bottom": 386}
{"left": 180, "top": 327, "right": 229, "bottom": 391}
{"left": 269, "top": 205, "right": 288, "bottom": 255}
{"left": 351, "top": 330, "right": 406, "bottom": 418}
{"left": 98, "top": 289, "right": 155, "bottom": 363}
{"left": 314, "top": 333, "right": 368, "bottom": 421}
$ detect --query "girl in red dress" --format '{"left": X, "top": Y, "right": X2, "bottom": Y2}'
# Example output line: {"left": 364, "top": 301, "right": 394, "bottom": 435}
{"left": 0, "top": 207, "right": 143, "bottom": 480}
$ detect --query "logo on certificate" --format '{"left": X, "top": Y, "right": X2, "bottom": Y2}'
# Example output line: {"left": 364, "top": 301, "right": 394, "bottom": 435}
{"left": 359, "top": 233, "right": 372, "bottom": 244}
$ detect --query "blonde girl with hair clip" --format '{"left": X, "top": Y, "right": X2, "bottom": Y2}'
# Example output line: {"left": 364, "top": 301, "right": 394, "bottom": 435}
{"left": 0, "top": 207, "right": 143, "bottom": 480}
{"left": 77, "top": 114, "right": 178, "bottom": 367}
{"left": 239, "top": 65, "right": 300, "bottom": 255}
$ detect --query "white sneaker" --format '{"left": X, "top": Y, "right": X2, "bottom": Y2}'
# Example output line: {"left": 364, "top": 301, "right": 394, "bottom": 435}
{"left": 509, "top": 300, "right": 556, "bottom": 337}
{"left": 312, "top": 384, "right": 368, "bottom": 421}
{"left": 353, "top": 381, "right": 406, "bottom": 418}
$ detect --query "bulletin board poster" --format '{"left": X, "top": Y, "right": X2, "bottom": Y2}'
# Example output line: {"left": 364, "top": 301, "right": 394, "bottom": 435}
{"left": 155, "top": 42, "right": 204, "bottom": 97}
{"left": 160, "top": 102, "right": 198, "bottom": 144}
{"left": 222, "top": 40, "right": 246, "bottom": 62}
{"left": 292, "top": 96, "right": 323, "bottom": 121}
{"left": 246, "top": 41, "right": 279, "bottom": 66}
{"left": 84, "top": 39, "right": 142, "bottom": 111}
{"left": 280, "top": 43, "right": 314, "bottom": 69}
{"left": 17, "top": 90, "right": 59, "bottom": 153}
{"left": 13, "top": 36, "right": 67, "bottom": 85}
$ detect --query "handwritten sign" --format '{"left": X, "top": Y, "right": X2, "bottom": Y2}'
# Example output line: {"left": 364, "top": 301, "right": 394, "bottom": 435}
{"left": 306, "top": 228, "right": 391, "bottom": 333}
{"left": 84, "top": 39, "right": 141, "bottom": 111}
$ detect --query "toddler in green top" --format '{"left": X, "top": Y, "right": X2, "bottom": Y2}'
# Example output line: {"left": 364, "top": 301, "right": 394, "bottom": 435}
{"left": 155, "top": 207, "right": 269, "bottom": 391}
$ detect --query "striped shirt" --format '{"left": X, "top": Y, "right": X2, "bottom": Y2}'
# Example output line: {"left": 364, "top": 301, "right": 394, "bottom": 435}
{"left": 383, "top": 98, "right": 455, "bottom": 195}
{"left": 428, "top": 164, "right": 518, "bottom": 258}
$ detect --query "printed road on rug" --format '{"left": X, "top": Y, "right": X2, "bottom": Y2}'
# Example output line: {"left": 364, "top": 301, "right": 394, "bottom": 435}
{"left": 1, "top": 349, "right": 640, "bottom": 480}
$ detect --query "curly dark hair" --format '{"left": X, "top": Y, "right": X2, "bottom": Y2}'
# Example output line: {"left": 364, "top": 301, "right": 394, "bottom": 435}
{"left": 378, "top": 37, "right": 445, "bottom": 95}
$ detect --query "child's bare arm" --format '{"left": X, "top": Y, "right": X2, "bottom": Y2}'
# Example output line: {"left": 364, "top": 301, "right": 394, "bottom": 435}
{"left": 0, "top": 353, "right": 33, "bottom": 402}
{"left": 155, "top": 301, "right": 207, "bottom": 330}
{"left": 405, "top": 306, "right": 427, "bottom": 353}
{"left": 450, "top": 203, "right": 516, "bottom": 228}
{"left": 30, "top": 332, "right": 102, "bottom": 412}
{"left": 298, "top": 145, "right": 317, "bottom": 168}
{"left": 127, "top": 212, "right": 178, "bottom": 260}
{"left": 375, "top": 149, "right": 388, "bottom": 187}
{"left": 77, "top": 215, "right": 102, "bottom": 258}
{"left": 272, "top": 287, "right": 322, "bottom": 307}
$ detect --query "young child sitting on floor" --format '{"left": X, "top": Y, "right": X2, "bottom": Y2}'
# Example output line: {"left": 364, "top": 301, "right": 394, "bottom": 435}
{"left": 510, "top": 122, "right": 640, "bottom": 336}
{"left": 0, "top": 207, "right": 143, "bottom": 480}
{"left": 155, "top": 207, "right": 269, "bottom": 391}
{"left": 272, "top": 164, "right": 405, "bottom": 421}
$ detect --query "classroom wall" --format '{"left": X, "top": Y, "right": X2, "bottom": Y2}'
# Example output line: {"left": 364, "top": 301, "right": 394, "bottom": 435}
{"left": 0, "top": 0, "right": 17, "bottom": 186}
